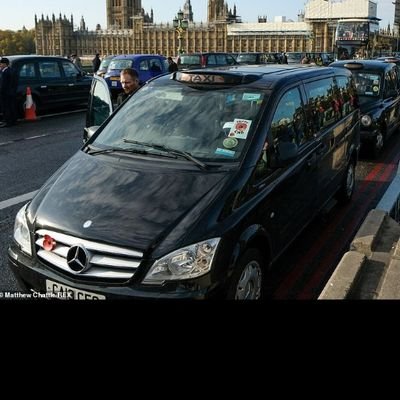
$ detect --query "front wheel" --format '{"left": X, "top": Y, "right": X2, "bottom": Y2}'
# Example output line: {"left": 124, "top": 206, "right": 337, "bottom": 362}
{"left": 226, "top": 249, "right": 264, "bottom": 300}
{"left": 372, "top": 131, "right": 385, "bottom": 158}
{"left": 336, "top": 161, "right": 355, "bottom": 204}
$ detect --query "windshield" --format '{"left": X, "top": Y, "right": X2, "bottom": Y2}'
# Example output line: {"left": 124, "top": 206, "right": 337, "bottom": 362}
{"left": 99, "top": 57, "right": 113, "bottom": 70}
{"left": 352, "top": 72, "right": 382, "bottom": 97}
{"left": 92, "top": 78, "right": 266, "bottom": 163}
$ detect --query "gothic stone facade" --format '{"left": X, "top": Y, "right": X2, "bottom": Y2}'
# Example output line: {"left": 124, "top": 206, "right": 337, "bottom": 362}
{"left": 35, "top": 0, "right": 336, "bottom": 58}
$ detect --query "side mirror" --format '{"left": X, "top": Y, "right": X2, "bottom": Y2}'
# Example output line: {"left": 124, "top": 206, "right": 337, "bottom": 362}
{"left": 83, "top": 126, "right": 100, "bottom": 143}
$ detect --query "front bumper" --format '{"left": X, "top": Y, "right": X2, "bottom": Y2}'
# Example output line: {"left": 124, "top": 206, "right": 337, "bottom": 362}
{"left": 8, "top": 243, "right": 223, "bottom": 300}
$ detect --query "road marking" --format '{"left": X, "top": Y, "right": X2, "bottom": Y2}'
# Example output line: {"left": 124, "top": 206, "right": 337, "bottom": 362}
{"left": 0, "top": 191, "right": 39, "bottom": 211}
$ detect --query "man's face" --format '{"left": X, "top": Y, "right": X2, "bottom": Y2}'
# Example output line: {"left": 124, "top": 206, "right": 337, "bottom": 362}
{"left": 0, "top": 62, "right": 6, "bottom": 70}
{"left": 120, "top": 73, "right": 139, "bottom": 94}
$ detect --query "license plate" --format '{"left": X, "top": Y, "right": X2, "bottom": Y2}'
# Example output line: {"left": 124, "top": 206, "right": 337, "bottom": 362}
{"left": 111, "top": 81, "right": 118, "bottom": 87}
{"left": 46, "top": 280, "right": 106, "bottom": 300}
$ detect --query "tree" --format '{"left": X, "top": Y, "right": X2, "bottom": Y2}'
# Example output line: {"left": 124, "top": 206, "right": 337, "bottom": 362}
{"left": 0, "top": 28, "right": 35, "bottom": 56}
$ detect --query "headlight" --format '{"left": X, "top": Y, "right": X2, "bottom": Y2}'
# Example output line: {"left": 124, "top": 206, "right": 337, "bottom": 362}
{"left": 143, "top": 238, "right": 221, "bottom": 285}
{"left": 361, "top": 115, "right": 372, "bottom": 127}
{"left": 14, "top": 204, "right": 32, "bottom": 256}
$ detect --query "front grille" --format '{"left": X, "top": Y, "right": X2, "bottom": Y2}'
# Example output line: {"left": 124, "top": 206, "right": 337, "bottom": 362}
{"left": 35, "top": 229, "right": 143, "bottom": 281}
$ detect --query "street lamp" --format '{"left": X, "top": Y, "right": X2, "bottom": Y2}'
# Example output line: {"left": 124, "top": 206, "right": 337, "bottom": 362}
{"left": 173, "top": 9, "right": 189, "bottom": 55}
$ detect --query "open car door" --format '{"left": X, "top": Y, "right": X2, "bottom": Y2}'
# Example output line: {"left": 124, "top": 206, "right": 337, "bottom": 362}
{"left": 84, "top": 75, "right": 114, "bottom": 142}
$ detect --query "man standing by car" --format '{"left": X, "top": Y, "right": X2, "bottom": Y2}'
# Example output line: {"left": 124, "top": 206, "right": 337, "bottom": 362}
{"left": 92, "top": 53, "right": 101, "bottom": 74}
{"left": 117, "top": 68, "right": 140, "bottom": 106}
{"left": 0, "top": 57, "right": 17, "bottom": 128}
{"left": 71, "top": 54, "right": 83, "bottom": 71}
{"left": 167, "top": 57, "right": 178, "bottom": 72}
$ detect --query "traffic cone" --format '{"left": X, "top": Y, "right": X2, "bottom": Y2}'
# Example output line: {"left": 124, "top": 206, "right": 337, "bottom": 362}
{"left": 24, "top": 87, "right": 38, "bottom": 121}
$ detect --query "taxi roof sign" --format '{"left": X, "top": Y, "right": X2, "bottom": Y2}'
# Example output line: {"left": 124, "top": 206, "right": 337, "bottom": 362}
{"left": 173, "top": 71, "right": 255, "bottom": 85}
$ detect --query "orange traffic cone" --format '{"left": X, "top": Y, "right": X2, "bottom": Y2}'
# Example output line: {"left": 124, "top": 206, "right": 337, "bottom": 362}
{"left": 24, "top": 87, "right": 38, "bottom": 121}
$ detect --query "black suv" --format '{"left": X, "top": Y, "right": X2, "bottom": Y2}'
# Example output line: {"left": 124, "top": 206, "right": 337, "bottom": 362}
{"left": 7, "top": 55, "right": 93, "bottom": 115}
{"left": 330, "top": 60, "right": 400, "bottom": 156}
{"left": 9, "top": 65, "right": 360, "bottom": 300}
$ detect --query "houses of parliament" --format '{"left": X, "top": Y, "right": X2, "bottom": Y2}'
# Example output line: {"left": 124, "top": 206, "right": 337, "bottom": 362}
{"left": 34, "top": 0, "right": 395, "bottom": 58}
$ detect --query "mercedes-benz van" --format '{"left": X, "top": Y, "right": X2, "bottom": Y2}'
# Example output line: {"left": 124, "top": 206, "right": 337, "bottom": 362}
{"left": 9, "top": 65, "right": 360, "bottom": 300}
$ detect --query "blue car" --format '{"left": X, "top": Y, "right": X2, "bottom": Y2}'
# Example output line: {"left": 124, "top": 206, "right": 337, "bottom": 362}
{"left": 104, "top": 54, "right": 167, "bottom": 94}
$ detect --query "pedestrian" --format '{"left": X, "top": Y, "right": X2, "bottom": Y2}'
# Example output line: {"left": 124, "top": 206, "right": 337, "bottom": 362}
{"left": 301, "top": 54, "right": 310, "bottom": 64}
{"left": 167, "top": 57, "right": 178, "bottom": 73}
{"left": 0, "top": 57, "right": 18, "bottom": 128}
{"left": 71, "top": 54, "right": 82, "bottom": 70}
{"left": 117, "top": 68, "right": 140, "bottom": 106}
{"left": 92, "top": 53, "right": 101, "bottom": 74}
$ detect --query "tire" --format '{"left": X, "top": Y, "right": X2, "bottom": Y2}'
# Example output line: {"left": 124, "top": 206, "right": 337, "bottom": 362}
{"left": 372, "top": 130, "right": 384, "bottom": 158}
{"left": 336, "top": 161, "right": 355, "bottom": 204}
{"left": 226, "top": 249, "right": 264, "bottom": 300}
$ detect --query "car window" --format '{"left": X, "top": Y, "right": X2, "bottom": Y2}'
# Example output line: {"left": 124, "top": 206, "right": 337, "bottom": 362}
{"left": 108, "top": 60, "right": 133, "bottom": 70}
{"left": 271, "top": 87, "right": 308, "bottom": 147}
{"left": 305, "top": 77, "right": 337, "bottom": 134}
{"left": 39, "top": 61, "right": 62, "bottom": 78}
{"left": 352, "top": 72, "right": 381, "bottom": 97}
{"left": 91, "top": 80, "right": 112, "bottom": 127}
{"left": 19, "top": 63, "right": 37, "bottom": 78}
{"left": 215, "top": 54, "right": 228, "bottom": 65}
{"left": 237, "top": 54, "right": 258, "bottom": 64}
{"left": 207, "top": 55, "right": 217, "bottom": 66}
{"left": 92, "top": 79, "right": 266, "bottom": 163}
{"left": 179, "top": 55, "right": 200, "bottom": 66}
{"left": 62, "top": 61, "right": 80, "bottom": 77}
{"left": 149, "top": 58, "right": 163, "bottom": 72}
{"left": 139, "top": 59, "right": 149, "bottom": 71}
{"left": 336, "top": 76, "right": 358, "bottom": 117}
{"left": 384, "top": 70, "right": 397, "bottom": 98}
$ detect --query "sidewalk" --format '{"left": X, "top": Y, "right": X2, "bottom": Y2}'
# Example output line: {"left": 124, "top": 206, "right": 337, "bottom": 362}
{"left": 320, "top": 164, "right": 400, "bottom": 300}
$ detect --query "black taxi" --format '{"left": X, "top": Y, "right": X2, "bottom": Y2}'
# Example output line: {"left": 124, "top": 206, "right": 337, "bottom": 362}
{"left": 330, "top": 60, "right": 400, "bottom": 157}
{"left": 8, "top": 65, "right": 360, "bottom": 300}
{"left": 7, "top": 55, "right": 93, "bottom": 116}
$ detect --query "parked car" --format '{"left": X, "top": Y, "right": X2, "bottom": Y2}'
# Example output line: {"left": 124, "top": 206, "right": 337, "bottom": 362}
{"left": 96, "top": 55, "right": 116, "bottom": 78}
{"left": 104, "top": 54, "right": 167, "bottom": 95}
{"left": 9, "top": 65, "right": 360, "bottom": 300}
{"left": 6, "top": 55, "right": 93, "bottom": 116}
{"left": 176, "top": 52, "right": 238, "bottom": 70}
{"left": 330, "top": 59, "right": 400, "bottom": 156}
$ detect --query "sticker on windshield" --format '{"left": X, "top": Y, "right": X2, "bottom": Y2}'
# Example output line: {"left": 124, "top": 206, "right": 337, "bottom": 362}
{"left": 243, "top": 93, "right": 261, "bottom": 102}
{"left": 228, "top": 119, "right": 252, "bottom": 140}
{"left": 215, "top": 148, "right": 236, "bottom": 158}
{"left": 373, "top": 86, "right": 379, "bottom": 93}
{"left": 223, "top": 121, "right": 234, "bottom": 130}
{"left": 223, "top": 137, "right": 239, "bottom": 149}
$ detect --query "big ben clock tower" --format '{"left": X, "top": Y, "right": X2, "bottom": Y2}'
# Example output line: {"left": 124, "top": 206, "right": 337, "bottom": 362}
{"left": 106, "top": 0, "right": 142, "bottom": 29}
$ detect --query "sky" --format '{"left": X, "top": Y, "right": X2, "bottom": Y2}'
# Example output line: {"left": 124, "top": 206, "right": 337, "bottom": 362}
{"left": 0, "top": 0, "right": 395, "bottom": 31}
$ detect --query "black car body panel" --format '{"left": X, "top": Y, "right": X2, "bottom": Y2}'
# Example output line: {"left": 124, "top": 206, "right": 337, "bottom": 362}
{"left": 28, "top": 151, "right": 232, "bottom": 252}
{"left": 9, "top": 65, "right": 360, "bottom": 300}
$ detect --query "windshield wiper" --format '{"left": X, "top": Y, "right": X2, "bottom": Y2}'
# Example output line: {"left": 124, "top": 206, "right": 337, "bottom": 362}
{"left": 86, "top": 144, "right": 148, "bottom": 156}
{"left": 123, "top": 139, "right": 211, "bottom": 170}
